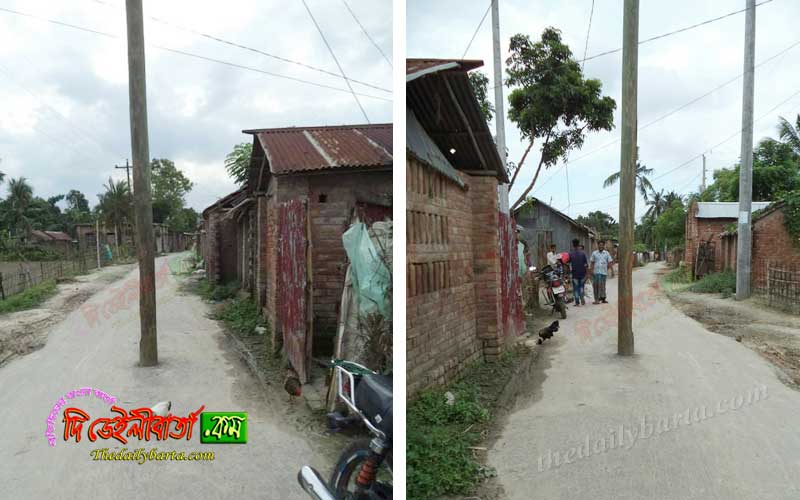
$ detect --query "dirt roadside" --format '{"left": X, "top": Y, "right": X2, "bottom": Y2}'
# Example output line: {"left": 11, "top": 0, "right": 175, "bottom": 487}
{"left": 0, "top": 263, "right": 135, "bottom": 367}
{"left": 662, "top": 269, "right": 800, "bottom": 389}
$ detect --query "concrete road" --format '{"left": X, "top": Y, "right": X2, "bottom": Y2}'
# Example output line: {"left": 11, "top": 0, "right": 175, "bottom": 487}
{"left": 489, "top": 263, "right": 800, "bottom": 500}
{"left": 0, "top": 254, "right": 331, "bottom": 500}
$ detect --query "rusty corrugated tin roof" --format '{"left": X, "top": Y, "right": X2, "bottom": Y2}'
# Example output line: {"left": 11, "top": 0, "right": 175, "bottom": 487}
{"left": 31, "top": 230, "right": 72, "bottom": 241}
{"left": 406, "top": 59, "right": 484, "bottom": 80}
{"left": 243, "top": 124, "right": 392, "bottom": 175}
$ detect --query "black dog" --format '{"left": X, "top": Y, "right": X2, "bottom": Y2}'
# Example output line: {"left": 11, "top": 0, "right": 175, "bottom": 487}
{"left": 536, "top": 321, "right": 559, "bottom": 344}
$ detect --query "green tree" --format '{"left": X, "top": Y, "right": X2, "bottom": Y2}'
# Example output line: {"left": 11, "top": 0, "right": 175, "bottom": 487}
{"left": 575, "top": 210, "right": 618, "bottom": 239}
{"left": 702, "top": 138, "right": 800, "bottom": 202}
{"left": 97, "top": 178, "right": 132, "bottom": 245}
{"left": 65, "top": 189, "right": 92, "bottom": 225}
{"left": 224, "top": 143, "right": 253, "bottom": 186}
{"left": 653, "top": 200, "right": 687, "bottom": 250}
{"left": 151, "top": 158, "right": 193, "bottom": 224}
{"left": 603, "top": 160, "right": 654, "bottom": 202}
{"left": 778, "top": 114, "right": 800, "bottom": 154}
{"left": 166, "top": 207, "right": 199, "bottom": 233}
{"left": 505, "top": 28, "right": 616, "bottom": 210}
{"left": 468, "top": 71, "right": 494, "bottom": 123}
{"left": 7, "top": 177, "right": 34, "bottom": 237}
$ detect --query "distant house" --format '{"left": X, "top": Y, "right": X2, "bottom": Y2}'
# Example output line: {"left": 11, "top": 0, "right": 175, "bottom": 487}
{"left": 201, "top": 123, "right": 393, "bottom": 383}
{"left": 685, "top": 200, "right": 771, "bottom": 277}
{"left": 513, "top": 198, "right": 596, "bottom": 269}
{"left": 30, "top": 230, "right": 73, "bottom": 254}
{"left": 406, "top": 58, "right": 524, "bottom": 397}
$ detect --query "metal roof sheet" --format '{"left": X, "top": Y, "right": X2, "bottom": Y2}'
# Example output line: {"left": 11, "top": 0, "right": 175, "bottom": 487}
{"left": 245, "top": 124, "right": 392, "bottom": 174}
{"left": 406, "top": 107, "right": 465, "bottom": 188}
{"left": 31, "top": 230, "right": 72, "bottom": 241}
{"left": 696, "top": 201, "right": 771, "bottom": 218}
{"left": 406, "top": 59, "right": 484, "bottom": 81}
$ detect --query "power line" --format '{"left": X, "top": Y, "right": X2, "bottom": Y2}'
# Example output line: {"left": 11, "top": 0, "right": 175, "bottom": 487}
{"left": 0, "top": 5, "right": 391, "bottom": 102}
{"left": 340, "top": 0, "right": 392, "bottom": 68}
{"left": 579, "top": 0, "right": 775, "bottom": 63}
{"left": 300, "top": 0, "right": 370, "bottom": 123}
{"left": 526, "top": 36, "right": 800, "bottom": 197}
{"left": 564, "top": 86, "right": 800, "bottom": 210}
{"left": 89, "top": 0, "right": 391, "bottom": 93}
{"left": 581, "top": 0, "right": 596, "bottom": 69}
{"left": 461, "top": 1, "right": 492, "bottom": 59}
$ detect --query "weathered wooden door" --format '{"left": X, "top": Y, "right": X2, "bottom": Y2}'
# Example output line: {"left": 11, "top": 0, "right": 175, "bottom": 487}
{"left": 277, "top": 199, "right": 311, "bottom": 383}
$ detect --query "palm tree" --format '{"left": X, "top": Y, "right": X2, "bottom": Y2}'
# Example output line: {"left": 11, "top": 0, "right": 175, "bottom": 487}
{"left": 778, "top": 114, "right": 800, "bottom": 154}
{"left": 7, "top": 177, "right": 33, "bottom": 237}
{"left": 604, "top": 161, "right": 654, "bottom": 201}
{"left": 97, "top": 178, "right": 132, "bottom": 246}
{"left": 664, "top": 190, "right": 684, "bottom": 208}
{"left": 644, "top": 189, "right": 667, "bottom": 220}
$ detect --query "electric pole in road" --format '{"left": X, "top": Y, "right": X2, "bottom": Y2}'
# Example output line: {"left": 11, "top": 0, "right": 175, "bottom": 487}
{"left": 701, "top": 154, "right": 707, "bottom": 192}
{"left": 491, "top": 0, "right": 506, "bottom": 169}
{"left": 125, "top": 0, "right": 158, "bottom": 366}
{"left": 617, "top": 0, "right": 639, "bottom": 356}
{"left": 736, "top": 0, "right": 756, "bottom": 301}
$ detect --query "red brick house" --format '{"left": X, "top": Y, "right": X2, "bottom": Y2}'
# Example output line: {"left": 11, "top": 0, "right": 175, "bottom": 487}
{"left": 719, "top": 201, "right": 800, "bottom": 289}
{"left": 685, "top": 200, "right": 770, "bottom": 277}
{"left": 406, "top": 58, "right": 525, "bottom": 397}
{"left": 200, "top": 124, "right": 393, "bottom": 382}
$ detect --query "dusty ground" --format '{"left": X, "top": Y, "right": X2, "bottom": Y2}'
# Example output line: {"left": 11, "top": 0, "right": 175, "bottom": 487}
{"left": 664, "top": 276, "right": 800, "bottom": 389}
{"left": 0, "top": 263, "right": 135, "bottom": 366}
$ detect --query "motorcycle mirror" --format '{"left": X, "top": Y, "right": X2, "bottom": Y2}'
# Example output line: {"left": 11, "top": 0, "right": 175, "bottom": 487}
{"left": 528, "top": 266, "right": 537, "bottom": 272}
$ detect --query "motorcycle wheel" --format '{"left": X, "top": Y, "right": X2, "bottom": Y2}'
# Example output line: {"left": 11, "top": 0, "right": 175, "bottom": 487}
{"left": 556, "top": 296, "right": 567, "bottom": 319}
{"left": 330, "top": 438, "right": 393, "bottom": 499}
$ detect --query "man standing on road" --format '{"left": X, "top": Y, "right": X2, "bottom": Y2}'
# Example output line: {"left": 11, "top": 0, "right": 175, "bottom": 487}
{"left": 569, "top": 239, "right": 588, "bottom": 306}
{"left": 590, "top": 240, "right": 613, "bottom": 304}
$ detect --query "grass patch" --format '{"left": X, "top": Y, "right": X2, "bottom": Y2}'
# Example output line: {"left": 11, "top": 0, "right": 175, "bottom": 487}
{"left": 407, "top": 348, "right": 524, "bottom": 500}
{"left": 664, "top": 265, "right": 691, "bottom": 285}
{"left": 0, "top": 280, "right": 57, "bottom": 315}
{"left": 215, "top": 297, "right": 266, "bottom": 336}
{"left": 196, "top": 278, "right": 240, "bottom": 302}
{"left": 687, "top": 271, "right": 736, "bottom": 295}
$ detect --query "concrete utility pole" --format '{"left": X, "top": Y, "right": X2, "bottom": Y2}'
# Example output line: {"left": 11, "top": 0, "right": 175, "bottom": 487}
{"left": 95, "top": 218, "right": 101, "bottom": 269}
{"left": 492, "top": 0, "right": 511, "bottom": 213}
{"left": 617, "top": 0, "right": 639, "bottom": 356}
{"left": 491, "top": 0, "right": 506, "bottom": 168}
{"left": 701, "top": 154, "right": 707, "bottom": 192}
{"left": 125, "top": 0, "right": 158, "bottom": 366}
{"left": 736, "top": 0, "right": 756, "bottom": 301}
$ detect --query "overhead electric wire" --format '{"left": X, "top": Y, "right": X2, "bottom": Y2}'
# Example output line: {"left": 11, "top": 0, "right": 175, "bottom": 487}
{"left": 461, "top": 0, "right": 492, "bottom": 59}
{"left": 562, "top": 86, "right": 800, "bottom": 211}
{"left": 581, "top": 0, "right": 596, "bottom": 69}
{"left": 340, "top": 0, "right": 392, "bottom": 68}
{"left": 300, "top": 0, "right": 370, "bottom": 123}
{"left": 579, "top": 0, "right": 775, "bottom": 63}
{"left": 0, "top": 5, "right": 391, "bottom": 102}
{"left": 527, "top": 36, "right": 800, "bottom": 197}
{"left": 89, "top": 0, "right": 390, "bottom": 93}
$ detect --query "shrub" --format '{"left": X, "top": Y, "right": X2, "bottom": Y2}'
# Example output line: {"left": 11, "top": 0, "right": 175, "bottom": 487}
{"left": 688, "top": 271, "right": 736, "bottom": 294}
{"left": 216, "top": 297, "right": 265, "bottom": 336}
{"left": 0, "top": 280, "right": 58, "bottom": 315}
{"left": 664, "top": 265, "right": 690, "bottom": 284}
{"left": 197, "top": 279, "right": 240, "bottom": 302}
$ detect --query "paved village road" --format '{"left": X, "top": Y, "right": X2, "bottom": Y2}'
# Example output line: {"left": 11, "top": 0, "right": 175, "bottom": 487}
{"left": 0, "top": 254, "right": 329, "bottom": 500}
{"left": 489, "top": 263, "right": 800, "bottom": 500}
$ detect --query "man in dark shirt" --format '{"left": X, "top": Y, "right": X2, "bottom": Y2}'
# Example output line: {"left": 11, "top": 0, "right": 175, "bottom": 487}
{"left": 569, "top": 238, "right": 589, "bottom": 306}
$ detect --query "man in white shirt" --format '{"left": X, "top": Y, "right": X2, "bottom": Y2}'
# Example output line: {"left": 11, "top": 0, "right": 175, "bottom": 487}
{"left": 546, "top": 244, "right": 559, "bottom": 266}
{"left": 590, "top": 240, "right": 613, "bottom": 304}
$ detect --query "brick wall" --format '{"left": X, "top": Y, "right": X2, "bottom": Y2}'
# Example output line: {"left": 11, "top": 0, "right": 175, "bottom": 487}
{"left": 406, "top": 157, "right": 481, "bottom": 396}
{"left": 685, "top": 203, "right": 734, "bottom": 276}
{"left": 721, "top": 208, "right": 800, "bottom": 289}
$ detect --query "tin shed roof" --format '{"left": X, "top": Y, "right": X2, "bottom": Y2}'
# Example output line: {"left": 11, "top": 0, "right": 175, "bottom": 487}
{"left": 696, "top": 201, "right": 771, "bottom": 218}
{"left": 31, "top": 230, "right": 72, "bottom": 241}
{"left": 243, "top": 124, "right": 392, "bottom": 175}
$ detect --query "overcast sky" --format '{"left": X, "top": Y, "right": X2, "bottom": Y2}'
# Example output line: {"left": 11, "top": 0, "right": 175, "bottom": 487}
{"left": 0, "top": 0, "right": 392, "bottom": 212}
{"left": 408, "top": 0, "right": 800, "bottom": 220}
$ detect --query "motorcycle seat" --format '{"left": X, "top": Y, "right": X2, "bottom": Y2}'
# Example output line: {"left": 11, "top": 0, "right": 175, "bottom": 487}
{"left": 355, "top": 374, "right": 393, "bottom": 438}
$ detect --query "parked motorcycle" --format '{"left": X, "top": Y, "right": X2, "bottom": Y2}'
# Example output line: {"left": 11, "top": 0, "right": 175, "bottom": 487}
{"left": 298, "top": 360, "right": 393, "bottom": 500}
{"left": 531, "top": 264, "right": 568, "bottom": 319}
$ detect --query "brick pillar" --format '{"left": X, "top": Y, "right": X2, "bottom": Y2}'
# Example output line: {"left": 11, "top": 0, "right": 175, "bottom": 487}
{"left": 470, "top": 176, "right": 505, "bottom": 360}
